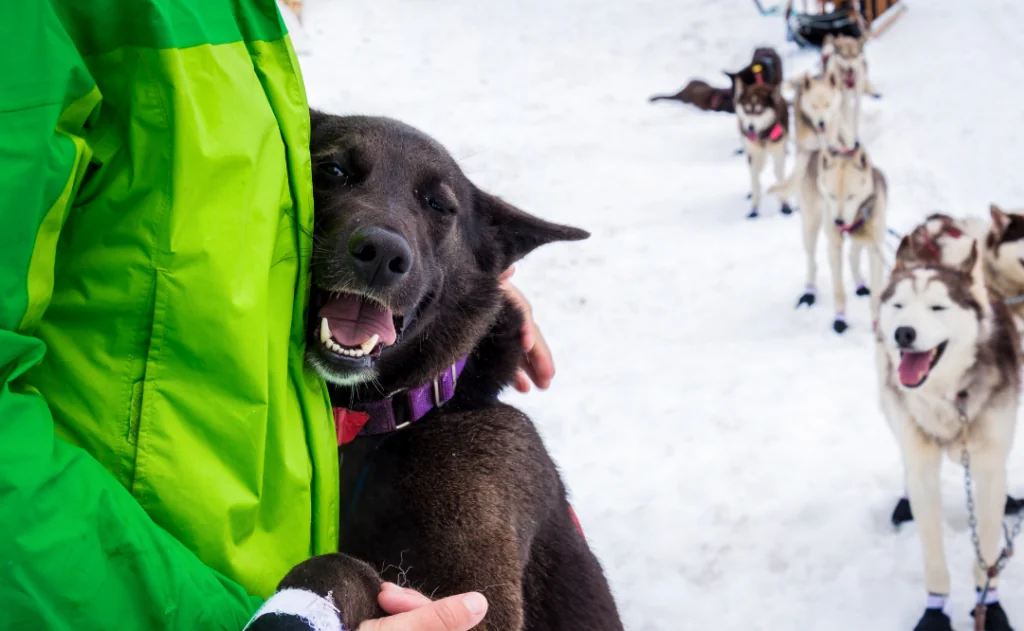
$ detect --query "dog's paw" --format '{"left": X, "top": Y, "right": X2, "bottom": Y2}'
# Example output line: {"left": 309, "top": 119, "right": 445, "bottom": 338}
{"left": 746, "top": 207, "right": 759, "bottom": 219}
{"left": 914, "top": 609, "right": 954, "bottom": 631}
{"left": 735, "top": 147, "right": 745, "bottom": 156}
{"left": 856, "top": 284, "right": 870, "bottom": 297}
{"left": 1006, "top": 495, "right": 1024, "bottom": 516}
{"left": 870, "top": 92, "right": 883, "bottom": 100}
{"left": 891, "top": 497, "right": 913, "bottom": 527}
{"left": 973, "top": 602, "right": 1014, "bottom": 631}
{"left": 796, "top": 292, "right": 816, "bottom": 308}
{"left": 832, "top": 318, "right": 849, "bottom": 334}
{"left": 780, "top": 203, "right": 794, "bottom": 215}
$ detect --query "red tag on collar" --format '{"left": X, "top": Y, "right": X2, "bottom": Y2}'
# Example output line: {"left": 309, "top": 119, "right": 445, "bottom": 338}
{"left": 334, "top": 407, "right": 371, "bottom": 446}
{"left": 568, "top": 504, "right": 586, "bottom": 540}
{"left": 946, "top": 227, "right": 963, "bottom": 239}
{"left": 768, "top": 123, "right": 783, "bottom": 141}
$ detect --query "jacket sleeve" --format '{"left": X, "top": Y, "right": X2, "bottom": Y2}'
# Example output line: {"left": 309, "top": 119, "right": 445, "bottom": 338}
{"left": 0, "top": 4, "right": 262, "bottom": 630}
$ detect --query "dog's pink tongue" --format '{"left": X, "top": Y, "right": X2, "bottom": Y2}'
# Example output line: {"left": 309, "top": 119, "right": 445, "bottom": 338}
{"left": 898, "top": 351, "right": 931, "bottom": 386}
{"left": 318, "top": 295, "right": 397, "bottom": 347}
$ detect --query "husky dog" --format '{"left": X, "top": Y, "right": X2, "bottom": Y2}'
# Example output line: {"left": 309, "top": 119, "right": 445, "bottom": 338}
{"left": 773, "top": 144, "right": 887, "bottom": 332}
{"left": 248, "top": 113, "right": 624, "bottom": 631}
{"left": 777, "top": 70, "right": 852, "bottom": 217}
{"left": 735, "top": 80, "right": 790, "bottom": 219}
{"left": 877, "top": 237, "right": 1020, "bottom": 631}
{"left": 822, "top": 34, "right": 881, "bottom": 140}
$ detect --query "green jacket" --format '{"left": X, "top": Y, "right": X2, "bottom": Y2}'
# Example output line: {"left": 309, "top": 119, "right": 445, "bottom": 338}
{"left": 0, "top": 1, "right": 338, "bottom": 628}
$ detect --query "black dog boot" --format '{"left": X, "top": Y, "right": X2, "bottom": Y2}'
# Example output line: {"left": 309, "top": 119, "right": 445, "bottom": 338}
{"left": 892, "top": 496, "right": 913, "bottom": 527}
{"left": 833, "top": 313, "right": 848, "bottom": 334}
{"left": 972, "top": 595, "right": 1015, "bottom": 631}
{"left": 780, "top": 203, "right": 793, "bottom": 215}
{"left": 747, "top": 206, "right": 759, "bottom": 219}
{"left": 856, "top": 282, "right": 870, "bottom": 297}
{"left": 895, "top": 495, "right": 1021, "bottom": 527}
{"left": 796, "top": 285, "right": 816, "bottom": 308}
{"left": 914, "top": 609, "right": 954, "bottom": 631}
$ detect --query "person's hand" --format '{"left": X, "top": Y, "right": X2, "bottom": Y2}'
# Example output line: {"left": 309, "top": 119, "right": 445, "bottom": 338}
{"left": 358, "top": 583, "right": 487, "bottom": 631}
{"left": 499, "top": 267, "right": 555, "bottom": 393}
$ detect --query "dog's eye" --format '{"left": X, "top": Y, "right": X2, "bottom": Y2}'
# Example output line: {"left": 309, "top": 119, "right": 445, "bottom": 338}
{"left": 829, "top": 193, "right": 838, "bottom": 200}
{"left": 423, "top": 196, "right": 451, "bottom": 215}
{"left": 931, "top": 306, "right": 946, "bottom": 312}
{"left": 317, "top": 162, "right": 349, "bottom": 179}
{"left": 846, "top": 194, "right": 855, "bottom": 200}
{"left": 893, "top": 303, "right": 903, "bottom": 310}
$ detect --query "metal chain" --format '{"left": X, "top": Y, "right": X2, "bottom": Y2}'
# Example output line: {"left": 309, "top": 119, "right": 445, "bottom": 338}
{"left": 957, "top": 396, "right": 1024, "bottom": 578}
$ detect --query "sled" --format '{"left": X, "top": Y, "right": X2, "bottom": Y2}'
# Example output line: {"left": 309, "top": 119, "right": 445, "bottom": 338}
{"left": 785, "top": 1, "right": 865, "bottom": 48}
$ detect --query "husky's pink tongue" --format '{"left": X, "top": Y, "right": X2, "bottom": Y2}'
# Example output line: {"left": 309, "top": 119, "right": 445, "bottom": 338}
{"left": 898, "top": 351, "right": 932, "bottom": 387}
{"left": 318, "top": 294, "right": 397, "bottom": 347}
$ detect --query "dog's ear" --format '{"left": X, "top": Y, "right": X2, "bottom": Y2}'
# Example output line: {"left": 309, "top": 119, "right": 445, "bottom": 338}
{"left": 991, "top": 203, "right": 1010, "bottom": 237}
{"left": 893, "top": 236, "right": 915, "bottom": 271}
{"left": 476, "top": 191, "right": 589, "bottom": 271}
{"left": 958, "top": 240, "right": 980, "bottom": 278}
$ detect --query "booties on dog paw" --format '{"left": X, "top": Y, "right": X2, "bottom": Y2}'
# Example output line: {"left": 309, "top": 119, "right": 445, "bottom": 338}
{"left": 856, "top": 283, "right": 870, "bottom": 297}
{"left": 891, "top": 497, "right": 913, "bottom": 527}
{"left": 973, "top": 601, "right": 1015, "bottom": 631}
{"left": 913, "top": 609, "right": 953, "bottom": 631}
{"left": 746, "top": 207, "right": 759, "bottom": 219}
{"left": 780, "top": 203, "right": 793, "bottom": 215}
{"left": 796, "top": 286, "right": 816, "bottom": 308}
{"left": 832, "top": 314, "right": 848, "bottom": 334}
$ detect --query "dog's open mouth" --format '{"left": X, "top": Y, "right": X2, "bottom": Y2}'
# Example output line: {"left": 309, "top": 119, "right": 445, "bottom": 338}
{"left": 897, "top": 341, "right": 948, "bottom": 388}
{"left": 312, "top": 291, "right": 402, "bottom": 368}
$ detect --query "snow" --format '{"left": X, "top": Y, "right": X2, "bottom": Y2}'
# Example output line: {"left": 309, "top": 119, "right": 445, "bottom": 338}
{"left": 297, "top": 1, "right": 1024, "bottom": 628}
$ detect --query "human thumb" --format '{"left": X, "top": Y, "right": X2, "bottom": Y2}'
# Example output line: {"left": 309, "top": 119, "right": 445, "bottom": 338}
{"left": 358, "top": 592, "right": 487, "bottom": 631}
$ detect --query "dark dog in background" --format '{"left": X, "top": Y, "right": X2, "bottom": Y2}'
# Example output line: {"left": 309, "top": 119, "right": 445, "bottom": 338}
{"left": 649, "top": 47, "right": 783, "bottom": 113}
{"left": 250, "top": 112, "right": 624, "bottom": 631}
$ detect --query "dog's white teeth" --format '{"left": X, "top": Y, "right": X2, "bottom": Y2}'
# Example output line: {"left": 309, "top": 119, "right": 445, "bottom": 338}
{"left": 320, "top": 317, "right": 332, "bottom": 345}
{"left": 328, "top": 340, "right": 341, "bottom": 353}
{"left": 360, "top": 334, "right": 380, "bottom": 355}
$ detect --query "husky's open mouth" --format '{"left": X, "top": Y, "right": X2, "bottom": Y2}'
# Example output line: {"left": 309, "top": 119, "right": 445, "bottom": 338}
{"left": 897, "top": 341, "right": 948, "bottom": 388}
{"left": 309, "top": 289, "right": 405, "bottom": 373}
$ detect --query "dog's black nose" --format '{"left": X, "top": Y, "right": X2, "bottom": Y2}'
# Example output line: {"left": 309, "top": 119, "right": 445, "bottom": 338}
{"left": 894, "top": 326, "right": 917, "bottom": 348}
{"left": 748, "top": 124, "right": 755, "bottom": 133}
{"left": 818, "top": 121, "right": 826, "bottom": 131}
{"left": 834, "top": 218, "right": 844, "bottom": 226}
{"left": 349, "top": 228, "right": 414, "bottom": 289}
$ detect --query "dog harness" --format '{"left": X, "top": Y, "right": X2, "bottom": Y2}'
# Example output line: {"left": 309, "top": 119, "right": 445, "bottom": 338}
{"left": 333, "top": 357, "right": 469, "bottom": 445}
{"left": 837, "top": 194, "right": 876, "bottom": 235}
{"left": 745, "top": 123, "right": 785, "bottom": 144}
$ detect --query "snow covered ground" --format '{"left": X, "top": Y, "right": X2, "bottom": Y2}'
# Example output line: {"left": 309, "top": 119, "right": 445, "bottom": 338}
{"left": 297, "top": 1, "right": 1024, "bottom": 628}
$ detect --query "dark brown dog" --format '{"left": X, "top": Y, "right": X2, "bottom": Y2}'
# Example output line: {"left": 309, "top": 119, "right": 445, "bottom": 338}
{"left": 255, "top": 113, "right": 624, "bottom": 631}
{"left": 649, "top": 46, "right": 783, "bottom": 113}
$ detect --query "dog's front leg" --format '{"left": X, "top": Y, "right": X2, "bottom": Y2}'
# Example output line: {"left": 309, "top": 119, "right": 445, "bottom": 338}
{"left": 748, "top": 148, "right": 766, "bottom": 219}
{"left": 966, "top": 441, "right": 1011, "bottom": 594}
{"left": 771, "top": 145, "right": 792, "bottom": 215}
{"left": 903, "top": 433, "right": 950, "bottom": 597}
{"left": 868, "top": 238, "right": 884, "bottom": 320}
{"left": 826, "top": 231, "right": 848, "bottom": 332}
{"left": 849, "top": 241, "right": 866, "bottom": 296}
{"left": 798, "top": 197, "right": 822, "bottom": 307}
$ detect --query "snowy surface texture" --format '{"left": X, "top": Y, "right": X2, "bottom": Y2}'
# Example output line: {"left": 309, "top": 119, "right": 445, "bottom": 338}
{"left": 298, "top": 1, "right": 1024, "bottom": 628}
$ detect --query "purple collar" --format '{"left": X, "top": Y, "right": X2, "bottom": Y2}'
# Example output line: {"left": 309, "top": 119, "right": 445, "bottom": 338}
{"left": 334, "top": 357, "right": 468, "bottom": 445}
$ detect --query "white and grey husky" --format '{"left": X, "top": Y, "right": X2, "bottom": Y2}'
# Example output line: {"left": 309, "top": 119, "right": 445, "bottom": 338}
{"left": 877, "top": 236, "right": 1020, "bottom": 631}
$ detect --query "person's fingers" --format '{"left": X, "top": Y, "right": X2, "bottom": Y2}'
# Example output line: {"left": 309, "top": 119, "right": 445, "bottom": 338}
{"left": 359, "top": 592, "right": 488, "bottom": 631}
{"left": 522, "top": 328, "right": 555, "bottom": 390}
{"left": 512, "top": 370, "right": 532, "bottom": 394}
{"left": 378, "top": 583, "right": 433, "bottom": 614}
{"left": 499, "top": 281, "right": 535, "bottom": 351}
{"left": 498, "top": 266, "right": 516, "bottom": 281}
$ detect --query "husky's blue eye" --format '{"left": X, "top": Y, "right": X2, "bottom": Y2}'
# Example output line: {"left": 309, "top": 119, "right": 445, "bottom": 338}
{"left": 931, "top": 306, "right": 946, "bottom": 312}
{"left": 318, "top": 162, "right": 349, "bottom": 178}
